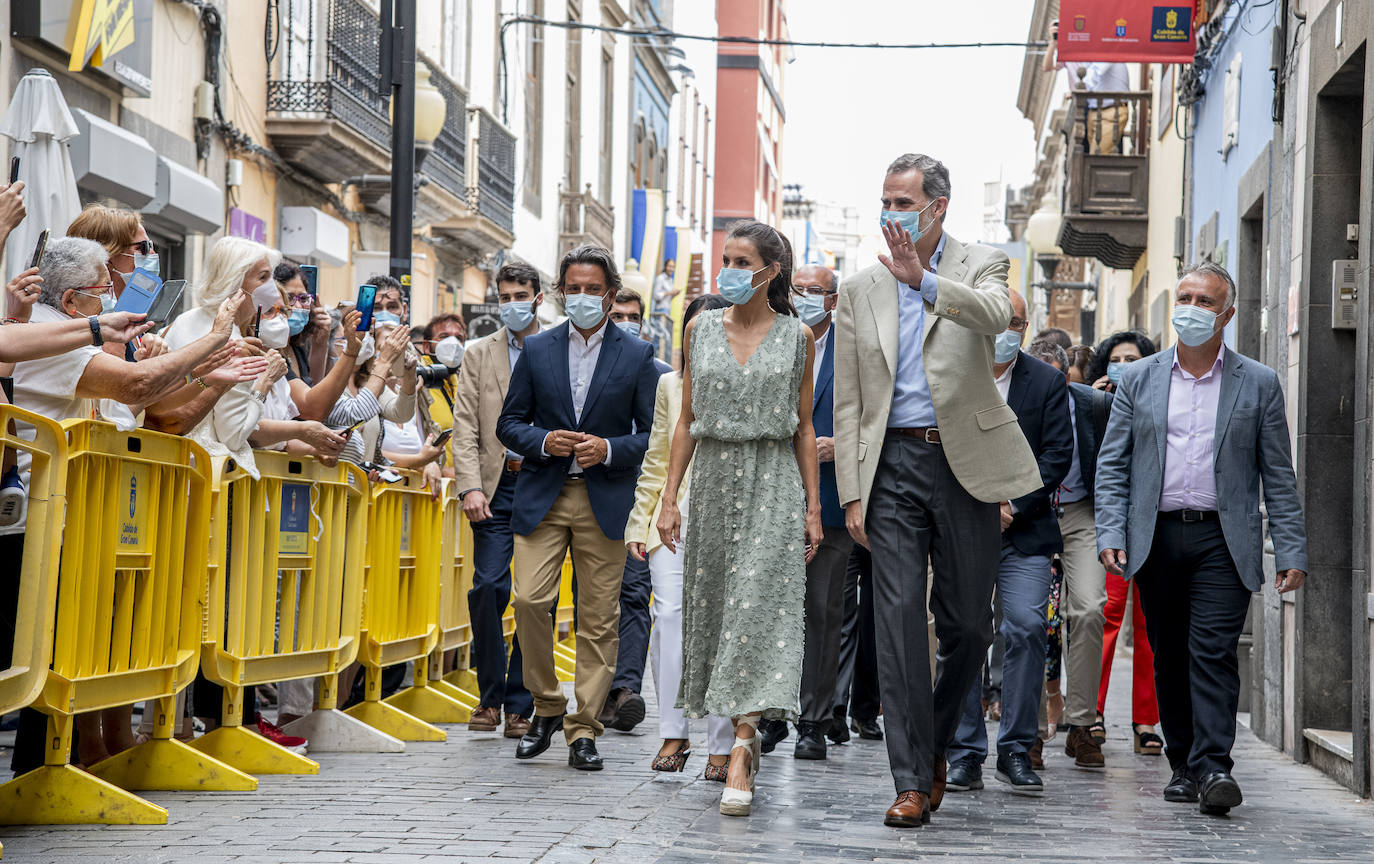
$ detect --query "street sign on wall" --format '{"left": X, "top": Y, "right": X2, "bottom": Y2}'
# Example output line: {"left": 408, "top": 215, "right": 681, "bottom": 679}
{"left": 1058, "top": 1, "right": 1197, "bottom": 64}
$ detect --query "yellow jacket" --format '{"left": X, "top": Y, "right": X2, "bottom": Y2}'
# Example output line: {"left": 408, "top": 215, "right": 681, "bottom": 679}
{"left": 624, "top": 371, "right": 689, "bottom": 556}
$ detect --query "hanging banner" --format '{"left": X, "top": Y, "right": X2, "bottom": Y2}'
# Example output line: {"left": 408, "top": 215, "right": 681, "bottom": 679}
{"left": 1058, "top": 1, "right": 1197, "bottom": 64}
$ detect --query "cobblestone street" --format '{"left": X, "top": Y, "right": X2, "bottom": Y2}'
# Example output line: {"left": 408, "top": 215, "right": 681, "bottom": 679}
{"left": 2, "top": 655, "right": 1370, "bottom": 863}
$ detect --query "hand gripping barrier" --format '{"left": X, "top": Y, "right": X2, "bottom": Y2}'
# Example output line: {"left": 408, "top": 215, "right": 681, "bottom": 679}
{"left": 0, "top": 407, "right": 67, "bottom": 857}
{"left": 344, "top": 469, "right": 466, "bottom": 740}
{"left": 0, "top": 421, "right": 255, "bottom": 833}
{"left": 193, "top": 451, "right": 398, "bottom": 768}
{"left": 427, "top": 479, "right": 479, "bottom": 711}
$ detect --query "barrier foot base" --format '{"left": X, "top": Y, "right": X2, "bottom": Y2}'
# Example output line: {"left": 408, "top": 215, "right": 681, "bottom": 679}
{"left": 345, "top": 700, "right": 446, "bottom": 741}
{"left": 443, "top": 667, "right": 480, "bottom": 694}
{"left": 187, "top": 725, "right": 319, "bottom": 775}
{"left": 281, "top": 709, "right": 405, "bottom": 753}
{"left": 429, "top": 678, "right": 479, "bottom": 708}
{"left": 0, "top": 764, "right": 168, "bottom": 825}
{"left": 88, "top": 737, "right": 259, "bottom": 791}
{"left": 385, "top": 684, "right": 470, "bottom": 724}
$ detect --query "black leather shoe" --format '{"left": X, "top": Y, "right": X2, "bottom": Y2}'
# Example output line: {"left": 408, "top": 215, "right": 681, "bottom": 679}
{"left": 514, "top": 713, "right": 564, "bottom": 760}
{"left": 568, "top": 738, "right": 604, "bottom": 771}
{"left": 1163, "top": 767, "right": 1199, "bottom": 803}
{"left": 793, "top": 722, "right": 827, "bottom": 760}
{"left": 1197, "top": 770, "right": 1243, "bottom": 815}
{"left": 607, "top": 690, "right": 646, "bottom": 732}
{"left": 994, "top": 752, "right": 1044, "bottom": 796}
{"left": 852, "top": 717, "right": 883, "bottom": 740}
{"left": 758, "top": 718, "right": 789, "bottom": 753}
{"left": 827, "top": 710, "right": 851, "bottom": 745}
{"left": 945, "top": 755, "right": 984, "bottom": 792}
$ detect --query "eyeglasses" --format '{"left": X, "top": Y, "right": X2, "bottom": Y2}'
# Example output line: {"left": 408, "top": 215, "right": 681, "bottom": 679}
{"left": 288, "top": 293, "right": 314, "bottom": 308}
{"left": 75, "top": 283, "right": 114, "bottom": 295}
{"left": 790, "top": 286, "right": 837, "bottom": 297}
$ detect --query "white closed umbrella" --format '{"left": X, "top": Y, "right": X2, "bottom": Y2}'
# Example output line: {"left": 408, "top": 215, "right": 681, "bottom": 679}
{"left": 1, "top": 68, "right": 82, "bottom": 282}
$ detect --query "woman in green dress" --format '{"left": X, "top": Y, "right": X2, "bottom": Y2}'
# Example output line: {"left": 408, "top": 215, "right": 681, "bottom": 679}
{"left": 657, "top": 220, "right": 823, "bottom": 817}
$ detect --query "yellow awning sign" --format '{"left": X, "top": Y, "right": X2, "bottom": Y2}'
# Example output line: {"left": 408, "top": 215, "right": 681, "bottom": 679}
{"left": 68, "top": 0, "right": 136, "bottom": 73}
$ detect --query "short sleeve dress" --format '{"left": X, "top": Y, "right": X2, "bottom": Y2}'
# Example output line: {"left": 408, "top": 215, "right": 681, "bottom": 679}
{"left": 678, "top": 309, "right": 808, "bottom": 721}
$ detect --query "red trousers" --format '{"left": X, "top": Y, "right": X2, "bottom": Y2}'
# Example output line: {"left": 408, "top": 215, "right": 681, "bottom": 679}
{"left": 1096, "top": 571, "right": 1159, "bottom": 725}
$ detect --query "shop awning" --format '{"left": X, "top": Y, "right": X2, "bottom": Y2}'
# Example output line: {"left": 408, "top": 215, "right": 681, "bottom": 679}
{"left": 67, "top": 108, "right": 157, "bottom": 207}
{"left": 144, "top": 156, "right": 223, "bottom": 236}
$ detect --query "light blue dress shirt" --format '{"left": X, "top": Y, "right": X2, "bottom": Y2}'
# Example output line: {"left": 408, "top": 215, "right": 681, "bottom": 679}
{"left": 887, "top": 233, "right": 946, "bottom": 428}
{"left": 1059, "top": 388, "right": 1087, "bottom": 504}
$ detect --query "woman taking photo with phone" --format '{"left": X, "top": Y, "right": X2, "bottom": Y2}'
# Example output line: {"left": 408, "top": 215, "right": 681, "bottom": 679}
{"left": 657, "top": 220, "right": 823, "bottom": 817}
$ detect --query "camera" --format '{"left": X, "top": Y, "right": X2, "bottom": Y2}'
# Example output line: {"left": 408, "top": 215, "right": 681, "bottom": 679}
{"left": 416, "top": 362, "right": 452, "bottom": 387}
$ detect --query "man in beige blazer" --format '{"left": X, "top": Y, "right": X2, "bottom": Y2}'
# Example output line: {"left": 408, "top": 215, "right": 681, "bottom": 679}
{"left": 833, "top": 153, "right": 1041, "bottom": 828}
{"left": 451, "top": 263, "right": 544, "bottom": 740}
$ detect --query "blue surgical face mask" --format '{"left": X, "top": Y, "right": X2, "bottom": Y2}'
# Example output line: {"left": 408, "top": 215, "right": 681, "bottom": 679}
{"left": 114, "top": 253, "right": 159, "bottom": 283}
{"left": 499, "top": 300, "right": 536, "bottom": 332}
{"left": 616, "top": 320, "right": 642, "bottom": 338}
{"left": 1107, "top": 361, "right": 1127, "bottom": 385}
{"left": 564, "top": 292, "right": 607, "bottom": 329}
{"left": 795, "top": 293, "right": 829, "bottom": 327}
{"left": 716, "top": 266, "right": 766, "bottom": 305}
{"left": 879, "top": 199, "right": 937, "bottom": 244}
{"left": 287, "top": 308, "right": 310, "bottom": 336}
{"left": 76, "top": 289, "right": 116, "bottom": 314}
{"left": 994, "top": 329, "right": 1023, "bottom": 364}
{"left": 1171, "top": 304, "right": 1219, "bottom": 347}
{"left": 374, "top": 310, "right": 402, "bottom": 328}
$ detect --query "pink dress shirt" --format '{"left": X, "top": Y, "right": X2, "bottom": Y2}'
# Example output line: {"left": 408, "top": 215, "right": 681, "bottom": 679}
{"left": 1158, "top": 346, "right": 1224, "bottom": 511}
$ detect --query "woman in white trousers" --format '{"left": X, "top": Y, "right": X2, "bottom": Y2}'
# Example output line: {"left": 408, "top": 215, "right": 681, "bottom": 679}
{"left": 626, "top": 294, "right": 733, "bottom": 778}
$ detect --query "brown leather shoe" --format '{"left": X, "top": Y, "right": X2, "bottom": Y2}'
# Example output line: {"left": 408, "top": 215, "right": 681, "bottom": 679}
{"left": 1028, "top": 736, "right": 1045, "bottom": 770}
{"left": 503, "top": 713, "right": 532, "bottom": 739}
{"left": 1065, "top": 725, "right": 1105, "bottom": 768}
{"left": 884, "top": 791, "right": 931, "bottom": 828}
{"left": 469, "top": 706, "right": 501, "bottom": 732}
{"left": 930, "top": 756, "right": 946, "bottom": 812}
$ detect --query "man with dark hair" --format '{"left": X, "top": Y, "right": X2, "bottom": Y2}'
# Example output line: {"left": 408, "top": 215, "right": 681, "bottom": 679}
{"left": 497, "top": 245, "right": 660, "bottom": 771}
{"left": 367, "top": 273, "right": 407, "bottom": 323}
{"left": 1032, "top": 328, "right": 1073, "bottom": 352}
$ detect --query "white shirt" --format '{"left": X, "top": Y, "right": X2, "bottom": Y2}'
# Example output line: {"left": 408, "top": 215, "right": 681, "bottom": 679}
{"left": 813, "top": 326, "right": 830, "bottom": 390}
{"left": 9, "top": 303, "right": 104, "bottom": 477}
{"left": 259, "top": 377, "right": 301, "bottom": 451}
{"left": 994, "top": 355, "right": 1017, "bottom": 402}
{"left": 563, "top": 319, "right": 610, "bottom": 474}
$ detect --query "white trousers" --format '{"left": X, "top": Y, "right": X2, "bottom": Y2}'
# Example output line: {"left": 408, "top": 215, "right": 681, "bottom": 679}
{"left": 648, "top": 520, "right": 733, "bottom": 755}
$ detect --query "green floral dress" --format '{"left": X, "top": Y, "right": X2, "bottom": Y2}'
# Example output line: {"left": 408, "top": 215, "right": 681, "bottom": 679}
{"left": 678, "top": 309, "right": 807, "bottom": 721}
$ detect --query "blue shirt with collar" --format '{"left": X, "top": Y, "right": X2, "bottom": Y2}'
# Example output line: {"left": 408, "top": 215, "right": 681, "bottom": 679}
{"left": 888, "top": 232, "right": 945, "bottom": 428}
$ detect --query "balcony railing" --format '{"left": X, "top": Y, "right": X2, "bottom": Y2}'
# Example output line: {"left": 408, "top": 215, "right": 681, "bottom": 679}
{"left": 265, "top": 0, "right": 469, "bottom": 206}
{"left": 559, "top": 185, "right": 616, "bottom": 256}
{"left": 1059, "top": 90, "right": 1152, "bottom": 269}
{"left": 467, "top": 106, "right": 515, "bottom": 233}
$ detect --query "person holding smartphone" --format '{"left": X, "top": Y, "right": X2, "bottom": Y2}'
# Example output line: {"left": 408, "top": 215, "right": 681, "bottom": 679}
{"left": 274, "top": 261, "right": 332, "bottom": 385}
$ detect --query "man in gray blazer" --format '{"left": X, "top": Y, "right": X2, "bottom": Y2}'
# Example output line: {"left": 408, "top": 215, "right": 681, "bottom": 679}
{"left": 1095, "top": 261, "right": 1307, "bottom": 817}
{"left": 834, "top": 153, "right": 1040, "bottom": 827}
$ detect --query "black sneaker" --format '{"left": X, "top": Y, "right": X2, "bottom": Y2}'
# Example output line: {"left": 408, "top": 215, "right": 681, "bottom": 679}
{"left": 758, "top": 718, "right": 789, "bottom": 753}
{"left": 994, "top": 752, "right": 1044, "bottom": 796}
{"left": 945, "top": 755, "right": 984, "bottom": 792}
{"left": 827, "top": 709, "right": 850, "bottom": 745}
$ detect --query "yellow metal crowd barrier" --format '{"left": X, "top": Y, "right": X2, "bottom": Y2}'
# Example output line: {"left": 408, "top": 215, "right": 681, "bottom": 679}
{"left": 428, "top": 480, "right": 479, "bottom": 708}
{"left": 194, "top": 451, "right": 372, "bottom": 772}
{"left": 0, "top": 421, "right": 254, "bottom": 833}
{"left": 345, "top": 467, "right": 465, "bottom": 740}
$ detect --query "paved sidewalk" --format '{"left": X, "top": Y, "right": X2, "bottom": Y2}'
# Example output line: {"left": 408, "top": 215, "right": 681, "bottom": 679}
{"left": 1, "top": 656, "right": 1370, "bottom": 862}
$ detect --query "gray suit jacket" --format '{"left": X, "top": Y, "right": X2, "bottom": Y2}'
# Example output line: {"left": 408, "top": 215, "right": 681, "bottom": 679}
{"left": 1094, "top": 346, "right": 1307, "bottom": 592}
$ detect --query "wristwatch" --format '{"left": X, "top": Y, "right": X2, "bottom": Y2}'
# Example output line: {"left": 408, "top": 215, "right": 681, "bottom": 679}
{"left": 87, "top": 315, "right": 103, "bottom": 346}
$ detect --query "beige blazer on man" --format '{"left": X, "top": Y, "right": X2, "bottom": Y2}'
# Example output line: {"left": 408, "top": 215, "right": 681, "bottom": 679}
{"left": 834, "top": 232, "right": 1041, "bottom": 510}
{"left": 451, "top": 326, "right": 515, "bottom": 498}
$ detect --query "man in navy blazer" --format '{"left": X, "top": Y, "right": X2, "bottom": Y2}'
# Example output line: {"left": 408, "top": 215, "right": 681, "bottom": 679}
{"left": 496, "top": 245, "right": 660, "bottom": 771}
{"left": 782, "top": 264, "right": 854, "bottom": 761}
{"left": 947, "top": 290, "right": 1072, "bottom": 797}
{"left": 1096, "top": 262, "right": 1306, "bottom": 816}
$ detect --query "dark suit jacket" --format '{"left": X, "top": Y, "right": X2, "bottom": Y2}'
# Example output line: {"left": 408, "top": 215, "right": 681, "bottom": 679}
{"left": 1004, "top": 351, "right": 1074, "bottom": 557}
{"left": 496, "top": 321, "right": 660, "bottom": 539}
{"left": 1068, "top": 381, "right": 1114, "bottom": 500}
{"left": 812, "top": 329, "right": 843, "bottom": 528}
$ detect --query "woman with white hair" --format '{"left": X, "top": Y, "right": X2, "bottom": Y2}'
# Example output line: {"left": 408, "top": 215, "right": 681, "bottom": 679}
{"left": 163, "top": 237, "right": 343, "bottom": 477}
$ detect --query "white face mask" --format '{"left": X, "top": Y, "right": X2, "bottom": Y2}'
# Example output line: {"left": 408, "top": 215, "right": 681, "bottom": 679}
{"left": 355, "top": 334, "right": 376, "bottom": 365}
{"left": 250, "top": 281, "right": 279, "bottom": 314}
{"left": 435, "top": 335, "right": 464, "bottom": 368}
{"left": 258, "top": 314, "right": 290, "bottom": 349}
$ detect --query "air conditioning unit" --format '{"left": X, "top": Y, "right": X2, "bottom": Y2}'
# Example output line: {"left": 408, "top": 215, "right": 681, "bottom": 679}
{"left": 1331, "top": 259, "right": 1358, "bottom": 330}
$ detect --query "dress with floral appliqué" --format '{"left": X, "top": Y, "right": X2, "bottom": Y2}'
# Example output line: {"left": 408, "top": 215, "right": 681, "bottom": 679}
{"left": 678, "top": 308, "right": 807, "bottom": 721}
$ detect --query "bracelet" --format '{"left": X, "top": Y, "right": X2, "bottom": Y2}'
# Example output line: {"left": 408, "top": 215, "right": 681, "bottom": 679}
{"left": 193, "top": 376, "right": 208, "bottom": 390}
{"left": 344, "top": 350, "right": 360, "bottom": 359}
{"left": 253, "top": 388, "right": 268, "bottom": 403}
{"left": 3, "top": 317, "right": 24, "bottom": 325}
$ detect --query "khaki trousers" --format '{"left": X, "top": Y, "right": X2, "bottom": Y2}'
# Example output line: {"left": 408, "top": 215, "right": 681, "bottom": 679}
{"left": 1040, "top": 498, "right": 1109, "bottom": 734}
{"left": 512, "top": 479, "right": 624, "bottom": 743}
{"left": 1086, "top": 103, "right": 1130, "bottom": 154}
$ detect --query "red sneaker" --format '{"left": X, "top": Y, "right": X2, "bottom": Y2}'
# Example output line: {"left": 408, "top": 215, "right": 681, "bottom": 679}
{"left": 255, "top": 713, "right": 308, "bottom": 755}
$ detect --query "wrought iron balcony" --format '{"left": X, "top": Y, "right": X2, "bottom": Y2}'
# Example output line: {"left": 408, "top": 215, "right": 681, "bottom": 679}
{"left": 1058, "top": 90, "right": 1151, "bottom": 270}
{"left": 265, "top": 0, "right": 470, "bottom": 223}
{"left": 431, "top": 107, "right": 516, "bottom": 256}
{"left": 559, "top": 185, "right": 616, "bottom": 258}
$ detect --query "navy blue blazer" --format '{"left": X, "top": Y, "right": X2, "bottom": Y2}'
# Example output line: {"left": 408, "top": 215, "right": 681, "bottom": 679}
{"left": 1003, "top": 351, "right": 1074, "bottom": 557}
{"left": 1067, "top": 381, "right": 1113, "bottom": 501}
{"left": 496, "top": 321, "right": 660, "bottom": 539}
{"left": 812, "top": 329, "right": 844, "bottom": 528}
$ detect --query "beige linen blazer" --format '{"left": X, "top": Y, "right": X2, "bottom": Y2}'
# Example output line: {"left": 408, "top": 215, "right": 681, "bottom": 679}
{"left": 623, "top": 370, "right": 690, "bottom": 557}
{"left": 451, "top": 327, "right": 515, "bottom": 498}
{"left": 834, "top": 232, "right": 1041, "bottom": 510}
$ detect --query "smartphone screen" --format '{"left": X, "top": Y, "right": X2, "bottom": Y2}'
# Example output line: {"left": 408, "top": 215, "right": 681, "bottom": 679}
{"left": 432, "top": 428, "right": 453, "bottom": 448}
{"left": 29, "top": 230, "right": 48, "bottom": 270}
{"left": 146, "top": 280, "right": 186, "bottom": 325}
{"left": 355, "top": 284, "right": 377, "bottom": 331}
{"left": 113, "top": 269, "right": 162, "bottom": 316}
{"left": 299, "top": 264, "right": 319, "bottom": 302}
{"left": 8, "top": 157, "right": 18, "bottom": 184}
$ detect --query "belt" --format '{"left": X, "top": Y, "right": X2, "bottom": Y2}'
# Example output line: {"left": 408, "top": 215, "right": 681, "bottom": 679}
{"left": 504, "top": 458, "right": 523, "bottom": 474}
{"left": 564, "top": 473, "right": 585, "bottom": 482}
{"left": 888, "top": 427, "right": 941, "bottom": 444}
{"left": 1160, "top": 508, "right": 1218, "bottom": 523}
